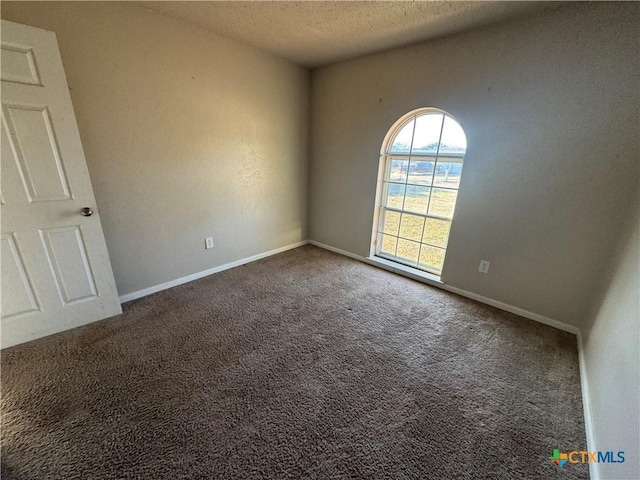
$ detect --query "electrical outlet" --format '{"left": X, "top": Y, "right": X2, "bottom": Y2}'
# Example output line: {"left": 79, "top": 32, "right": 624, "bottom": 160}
{"left": 205, "top": 237, "right": 214, "bottom": 249}
{"left": 478, "top": 260, "right": 490, "bottom": 274}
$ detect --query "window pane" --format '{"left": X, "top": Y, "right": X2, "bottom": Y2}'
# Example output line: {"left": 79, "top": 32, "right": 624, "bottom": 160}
{"left": 419, "top": 245, "right": 446, "bottom": 272}
{"left": 403, "top": 185, "right": 430, "bottom": 214}
{"left": 432, "top": 161, "right": 463, "bottom": 188}
{"left": 382, "top": 210, "right": 401, "bottom": 236}
{"left": 407, "top": 158, "right": 435, "bottom": 185}
{"left": 380, "top": 234, "right": 398, "bottom": 256}
{"left": 384, "top": 182, "right": 405, "bottom": 209}
{"left": 422, "top": 218, "right": 451, "bottom": 247}
{"left": 389, "top": 119, "right": 414, "bottom": 154}
{"left": 411, "top": 114, "right": 443, "bottom": 155}
{"left": 399, "top": 213, "right": 425, "bottom": 242}
{"left": 388, "top": 158, "right": 408, "bottom": 183}
{"left": 396, "top": 238, "right": 420, "bottom": 265}
{"left": 439, "top": 115, "right": 467, "bottom": 154}
{"left": 428, "top": 188, "right": 458, "bottom": 218}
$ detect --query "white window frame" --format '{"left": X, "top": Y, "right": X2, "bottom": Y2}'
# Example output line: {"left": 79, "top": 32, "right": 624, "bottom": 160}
{"left": 369, "top": 107, "right": 466, "bottom": 279}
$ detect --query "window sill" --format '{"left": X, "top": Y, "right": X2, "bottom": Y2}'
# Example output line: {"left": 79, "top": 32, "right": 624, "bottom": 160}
{"left": 365, "top": 256, "right": 444, "bottom": 287}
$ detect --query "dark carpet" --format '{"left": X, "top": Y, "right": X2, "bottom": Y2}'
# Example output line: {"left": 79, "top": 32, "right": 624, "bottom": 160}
{"left": 1, "top": 245, "right": 588, "bottom": 479}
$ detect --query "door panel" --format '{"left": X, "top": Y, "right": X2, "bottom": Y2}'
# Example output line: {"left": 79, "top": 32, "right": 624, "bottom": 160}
{"left": 1, "top": 233, "right": 40, "bottom": 318}
{"left": 0, "top": 43, "right": 42, "bottom": 86}
{"left": 40, "top": 225, "right": 98, "bottom": 304}
{"left": 4, "top": 104, "right": 72, "bottom": 201}
{"left": 1, "top": 20, "right": 121, "bottom": 348}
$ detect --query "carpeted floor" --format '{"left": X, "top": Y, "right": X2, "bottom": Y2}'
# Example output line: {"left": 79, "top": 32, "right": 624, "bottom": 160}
{"left": 1, "top": 245, "right": 588, "bottom": 479}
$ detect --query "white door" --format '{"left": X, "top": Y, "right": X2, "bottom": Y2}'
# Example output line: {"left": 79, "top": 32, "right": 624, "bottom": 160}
{"left": 1, "top": 20, "right": 121, "bottom": 349}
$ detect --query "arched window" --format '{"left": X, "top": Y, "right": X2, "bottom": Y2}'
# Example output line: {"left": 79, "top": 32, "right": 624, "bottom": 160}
{"left": 373, "top": 108, "right": 466, "bottom": 277}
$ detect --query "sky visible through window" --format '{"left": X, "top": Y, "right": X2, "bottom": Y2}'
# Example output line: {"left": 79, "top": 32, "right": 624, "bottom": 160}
{"left": 389, "top": 114, "right": 466, "bottom": 155}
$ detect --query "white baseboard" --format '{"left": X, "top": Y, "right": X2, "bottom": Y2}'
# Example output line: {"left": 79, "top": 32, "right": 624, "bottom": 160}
{"left": 577, "top": 332, "right": 598, "bottom": 479}
{"left": 123, "top": 237, "right": 578, "bottom": 334}
{"left": 440, "top": 284, "right": 580, "bottom": 335}
{"left": 308, "top": 240, "right": 368, "bottom": 262}
{"left": 119, "top": 240, "right": 309, "bottom": 303}
{"left": 308, "top": 240, "right": 580, "bottom": 335}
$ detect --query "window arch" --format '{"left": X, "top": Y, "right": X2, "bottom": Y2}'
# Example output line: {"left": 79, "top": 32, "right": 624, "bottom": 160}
{"left": 373, "top": 107, "right": 466, "bottom": 276}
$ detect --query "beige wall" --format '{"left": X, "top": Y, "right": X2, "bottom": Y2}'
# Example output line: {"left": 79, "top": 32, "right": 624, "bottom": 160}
{"left": 308, "top": 2, "right": 639, "bottom": 327}
{"left": 2, "top": 1, "right": 309, "bottom": 297}
{"left": 583, "top": 201, "right": 639, "bottom": 480}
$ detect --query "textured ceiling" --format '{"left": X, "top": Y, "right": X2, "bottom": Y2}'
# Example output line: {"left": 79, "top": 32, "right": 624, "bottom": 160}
{"left": 138, "top": 1, "right": 559, "bottom": 68}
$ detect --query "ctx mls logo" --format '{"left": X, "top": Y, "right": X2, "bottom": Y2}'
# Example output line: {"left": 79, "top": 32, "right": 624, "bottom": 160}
{"left": 550, "top": 449, "right": 625, "bottom": 468}
{"left": 550, "top": 449, "right": 569, "bottom": 468}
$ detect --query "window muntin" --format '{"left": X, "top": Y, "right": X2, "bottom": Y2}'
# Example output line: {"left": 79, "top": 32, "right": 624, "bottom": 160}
{"left": 375, "top": 109, "right": 466, "bottom": 276}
